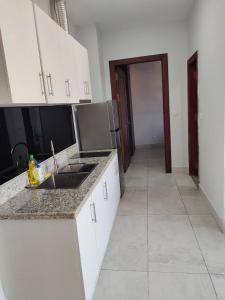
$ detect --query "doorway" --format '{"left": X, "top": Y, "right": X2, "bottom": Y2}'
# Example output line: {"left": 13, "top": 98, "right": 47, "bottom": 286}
{"left": 188, "top": 52, "right": 199, "bottom": 178}
{"left": 109, "top": 54, "right": 171, "bottom": 173}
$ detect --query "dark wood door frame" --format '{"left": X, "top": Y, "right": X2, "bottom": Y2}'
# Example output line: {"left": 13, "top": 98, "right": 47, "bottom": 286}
{"left": 116, "top": 66, "right": 132, "bottom": 171}
{"left": 188, "top": 51, "right": 199, "bottom": 177}
{"left": 126, "top": 65, "right": 135, "bottom": 156}
{"left": 109, "top": 53, "right": 172, "bottom": 173}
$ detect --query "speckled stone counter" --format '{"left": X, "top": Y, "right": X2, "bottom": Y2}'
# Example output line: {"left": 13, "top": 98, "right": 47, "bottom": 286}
{"left": 0, "top": 150, "right": 117, "bottom": 220}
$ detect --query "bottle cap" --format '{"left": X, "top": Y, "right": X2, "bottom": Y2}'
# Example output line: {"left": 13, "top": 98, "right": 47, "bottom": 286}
{"left": 29, "top": 154, "right": 34, "bottom": 160}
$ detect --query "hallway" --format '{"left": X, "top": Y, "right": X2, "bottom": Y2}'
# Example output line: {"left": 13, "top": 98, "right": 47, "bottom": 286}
{"left": 94, "top": 148, "right": 225, "bottom": 300}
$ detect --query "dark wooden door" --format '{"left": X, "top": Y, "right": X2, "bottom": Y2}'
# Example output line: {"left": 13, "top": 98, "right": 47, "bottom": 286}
{"left": 116, "top": 67, "right": 131, "bottom": 171}
{"left": 188, "top": 52, "right": 199, "bottom": 177}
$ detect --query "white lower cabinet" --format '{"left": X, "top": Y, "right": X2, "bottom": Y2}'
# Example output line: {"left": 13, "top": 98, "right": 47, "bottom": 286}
{"left": 92, "top": 176, "right": 111, "bottom": 269}
{"left": 76, "top": 195, "right": 99, "bottom": 300}
{"left": 76, "top": 154, "right": 120, "bottom": 300}
{"left": 104, "top": 155, "right": 121, "bottom": 232}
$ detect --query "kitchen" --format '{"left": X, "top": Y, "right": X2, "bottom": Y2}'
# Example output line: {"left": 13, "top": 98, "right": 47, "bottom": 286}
{"left": 1, "top": 0, "right": 225, "bottom": 299}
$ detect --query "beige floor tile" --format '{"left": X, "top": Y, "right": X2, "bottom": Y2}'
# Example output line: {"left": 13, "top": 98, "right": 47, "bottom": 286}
{"left": 178, "top": 186, "right": 200, "bottom": 197}
{"left": 118, "top": 188, "right": 147, "bottom": 216}
{"left": 103, "top": 215, "right": 148, "bottom": 271}
{"left": 149, "top": 158, "right": 164, "bottom": 169}
{"left": 149, "top": 248, "right": 207, "bottom": 273}
{"left": 174, "top": 173, "right": 196, "bottom": 188}
{"left": 131, "top": 151, "right": 150, "bottom": 163}
{"left": 148, "top": 215, "right": 207, "bottom": 273}
{"left": 148, "top": 186, "right": 186, "bottom": 215}
{"left": 149, "top": 215, "right": 200, "bottom": 249}
{"left": 149, "top": 173, "right": 176, "bottom": 188}
{"left": 189, "top": 215, "right": 225, "bottom": 274}
{"left": 94, "top": 270, "right": 148, "bottom": 300}
{"left": 125, "top": 176, "right": 148, "bottom": 188}
{"left": 211, "top": 274, "right": 225, "bottom": 300}
{"left": 182, "top": 195, "right": 211, "bottom": 214}
{"left": 149, "top": 273, "right": 217, "bottom": 300}
{"left": 125, "top": 164, "right": 148, "bottom": 179}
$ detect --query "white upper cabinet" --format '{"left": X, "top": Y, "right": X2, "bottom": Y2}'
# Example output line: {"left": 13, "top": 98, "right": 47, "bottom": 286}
{"left": 33, "top": 4, "right": 68, "bottom": 103}
{"left": 64, "top": 35, "right": 80, "bottom": 103}
{"left": 0, "top": 0, "right": 92, "bottom": 104}
{"left": 73, "top": 40, "right": 92, "bottom": 101}
{"left": 0, "top": 0, "right": 45, "bottom": 104}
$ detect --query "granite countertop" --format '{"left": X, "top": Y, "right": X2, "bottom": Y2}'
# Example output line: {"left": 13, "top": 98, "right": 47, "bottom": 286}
{"left": 0, "top": 150, "right": 117, "bottom": 220}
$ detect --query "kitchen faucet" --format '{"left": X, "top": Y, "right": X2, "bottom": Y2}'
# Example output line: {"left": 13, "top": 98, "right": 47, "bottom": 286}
{"left": 11, "top": 142, "right": 29, "bottom": 155}
{"left": 50, "top": 140, "right": 59, "bottom": 174}
{"left": 11, "top": 142, "right": 29, "bottom": 173}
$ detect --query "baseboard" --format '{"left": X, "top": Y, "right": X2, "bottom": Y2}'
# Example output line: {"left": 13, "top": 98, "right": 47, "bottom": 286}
{"left": 199, "top": 184, "right": 225, "bottom": 233}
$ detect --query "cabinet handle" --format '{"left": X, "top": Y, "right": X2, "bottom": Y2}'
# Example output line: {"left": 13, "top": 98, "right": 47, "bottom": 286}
{"left": 39, "top": 72, "right": 45, "bottom": 95}
{"left": 49, "top": 74, "right": 54, "bottom": 96}
{"left": 83, "top": 81, "right": 86, "bottom": 95}
{"left": 46, "top": 74, "right": 54, "bottom": 96}
{"left": 103, "top": 181, "right": 108, "bottom": 200}
{"left": 68, "top": 80, "right": 71, "bottom": 97}
{"left": 65, "top": 80, "right": 68, "bottom": 97}
{"left": 84, "top": 81, "right": 89, "bottom": 95}
{"left": 65, "top": 80, "right": 71, "bottom": 97}
{"left": 90, "top": 203, "right": 97, "bottom": 223}
{"left": 86, "top": 81, "right": 89, "bottom": 95}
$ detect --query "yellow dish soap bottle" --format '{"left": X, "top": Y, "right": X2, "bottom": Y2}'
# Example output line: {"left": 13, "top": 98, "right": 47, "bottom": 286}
{"left": 28, "top": 154, "right": 39, "bottom": 186}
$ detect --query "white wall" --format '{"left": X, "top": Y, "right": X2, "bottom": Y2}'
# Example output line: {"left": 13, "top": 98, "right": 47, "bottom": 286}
{"left": 32, "top": 0, "right": 78, "bottom": 40}
{"left": 32, "top": 0, "right": 50, "bottom": 15}
{"left": 188, "top": 0, "right": 225, "bottom": 226}
{"left": 129, "top": 62, "right": 164, "bottom": 146}
{"left": 100, "top": 21, "right": 188, "bottom": 168}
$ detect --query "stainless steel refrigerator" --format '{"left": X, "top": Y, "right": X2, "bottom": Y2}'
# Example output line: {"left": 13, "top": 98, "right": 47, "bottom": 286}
{"left": 73, "top": 100, "right": 125, "bottom": 196}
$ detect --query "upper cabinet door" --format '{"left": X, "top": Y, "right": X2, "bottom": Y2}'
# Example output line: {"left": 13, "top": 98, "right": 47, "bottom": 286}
{"left": 33, "top": 4, "right": 68, "bottom": 103}
{"left": 0, "top": 0, "right": 46, "bottom": 104}
{"left": 73, "top": 40, "right": 92, "bottom": 101}
{"left": 63, "top": 35, "right": 80, "bottom": 103}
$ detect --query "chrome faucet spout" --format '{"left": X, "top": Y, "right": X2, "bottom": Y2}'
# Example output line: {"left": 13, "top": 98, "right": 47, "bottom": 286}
{"left": 11, "top": 142, "right": 28, "bottom": 155}
{"left": 50, "top": 140, "right": 58, "bottom": 174}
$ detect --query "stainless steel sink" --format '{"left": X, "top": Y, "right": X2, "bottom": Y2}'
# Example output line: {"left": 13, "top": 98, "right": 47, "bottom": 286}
{"left": 58, "top": 163, "right": 97, "bottom": 174}
{"left": 35, "top": 172, "right": 88, "bottom": 189}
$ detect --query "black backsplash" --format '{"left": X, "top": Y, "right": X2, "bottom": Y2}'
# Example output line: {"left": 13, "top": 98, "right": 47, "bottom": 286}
{"left": 0, "top": 105, "right": 76, "bottom": 185}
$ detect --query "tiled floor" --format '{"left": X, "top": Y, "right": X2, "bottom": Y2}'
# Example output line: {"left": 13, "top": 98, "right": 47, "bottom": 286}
{"left": 94, "top": 148, "right": 225, "bottom": 300}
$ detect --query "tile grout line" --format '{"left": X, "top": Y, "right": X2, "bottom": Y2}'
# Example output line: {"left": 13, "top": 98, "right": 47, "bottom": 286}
{"left": 176, "top": 182, "right": 219, "bottom": 300}
{"left": 124, "top": 156, "right": 150, "bottom": 300}
{"left": 187, "top": 213, "right": 219, "bottom": 300}
{"left": 101, "top": 267, "right": 209, "bottom": 275}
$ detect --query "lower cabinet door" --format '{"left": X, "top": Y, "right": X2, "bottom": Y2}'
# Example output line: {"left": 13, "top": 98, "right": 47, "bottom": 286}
{"left": 76, "top": 195, "right": 98, "bottom": 300}
{"left": 92, "top": 176, "right": 111, "bottom": 269}
{"left": 105, "top": 155, "right": 121, "bottom": 232}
